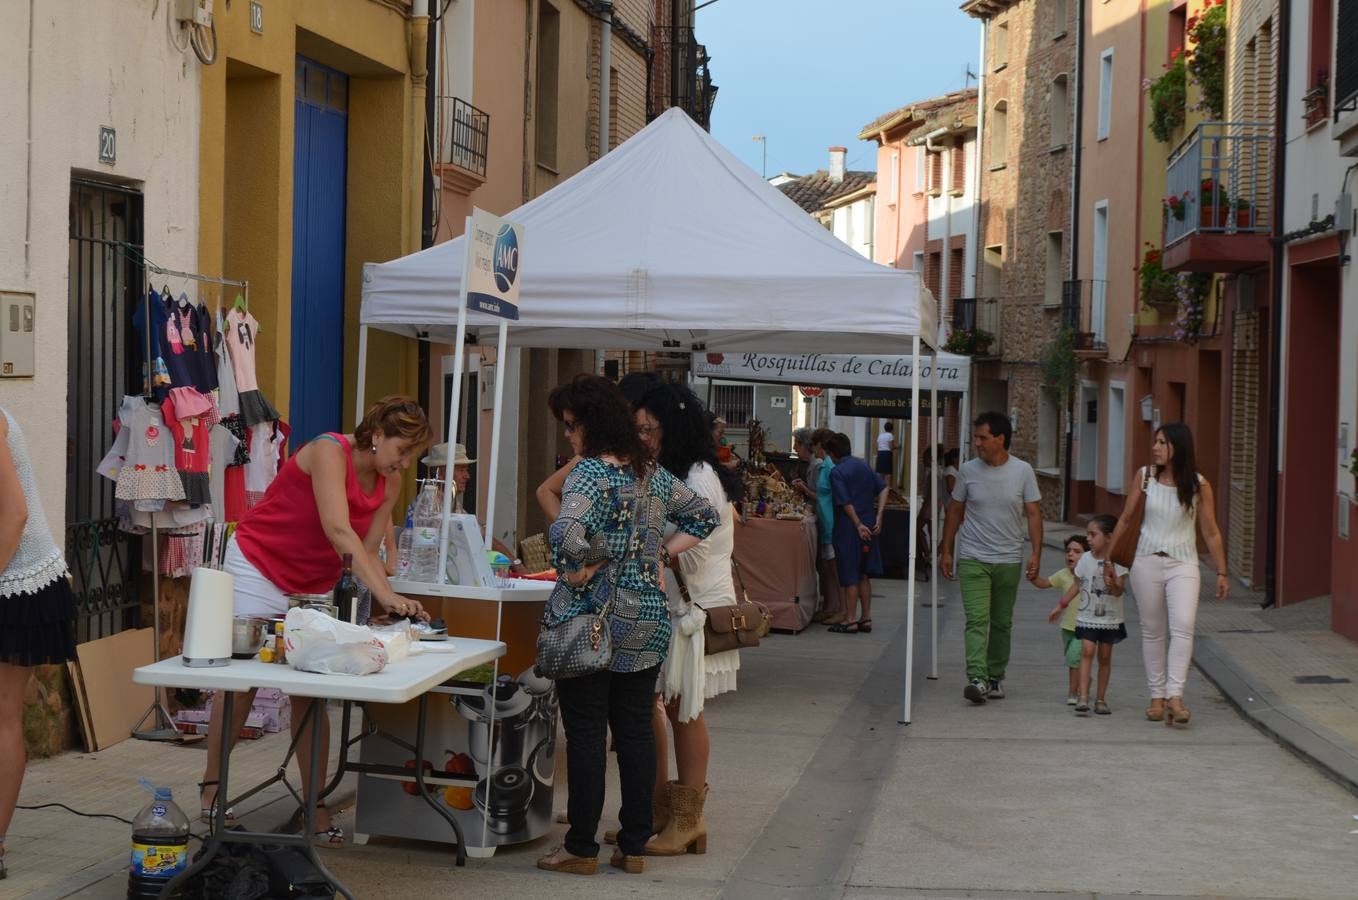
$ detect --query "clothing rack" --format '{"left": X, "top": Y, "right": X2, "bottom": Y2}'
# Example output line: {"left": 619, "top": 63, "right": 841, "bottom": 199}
{"left": 131, "top": 255, "right": 248, "bottom": 743}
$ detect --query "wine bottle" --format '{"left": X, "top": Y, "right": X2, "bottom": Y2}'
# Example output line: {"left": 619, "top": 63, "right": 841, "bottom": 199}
{"left": 334, "top": 553, "right": 359, "bottom": 624}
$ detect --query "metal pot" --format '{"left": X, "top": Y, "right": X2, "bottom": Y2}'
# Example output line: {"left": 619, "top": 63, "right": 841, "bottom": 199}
{"left": 231, "top": 617, "right": 269, "bottom": 659}
{"left": 516, "top": 667, "right": 557, "bottom": 756}
{"left": 453, "top": 675, "right": 534, "bottom": 771}
{"left": 473, "top": 765, "right": 534, "bottom": 835}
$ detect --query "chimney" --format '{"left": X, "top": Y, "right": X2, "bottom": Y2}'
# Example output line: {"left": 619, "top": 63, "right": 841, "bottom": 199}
{"left": 828, "top": 146, "right": 847, "bottom": 183}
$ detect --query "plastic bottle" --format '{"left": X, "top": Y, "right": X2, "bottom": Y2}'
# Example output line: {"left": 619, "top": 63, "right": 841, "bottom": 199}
{"left": 396, "top": 512, "right": 415, "bottom": 578}
{"left": 409, "top": 481, "right": 443, "bottom": 582}
{"left": 127, "top": 781, "right": 190, "bottom": 898}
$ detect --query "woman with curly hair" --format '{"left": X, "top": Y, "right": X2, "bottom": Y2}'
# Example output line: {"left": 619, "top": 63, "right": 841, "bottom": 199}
{"left": 616, "top": 374, "right": 742, "bottom": 858}
{"left": 536, "top": 375, "right": 718, "bottom": 877}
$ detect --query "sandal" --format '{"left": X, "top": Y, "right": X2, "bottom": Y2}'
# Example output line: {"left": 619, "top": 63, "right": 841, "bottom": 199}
{"left": 1145, "top": 699, "right": 1165, "bottom": 722}
{"left": 198, "top": 781, "right": 236, "bottom": 824}
{"left": 857, "top": 619, "right": 873, "bottom": 634}
{"left": 1094, "top": 700, "right": 1111, "bottom": 716}
{"left": 828, "top": 622, "right": 860, "bottom": 634}
{"left": 313, "top": 824, "right": 345, "bottom": 847}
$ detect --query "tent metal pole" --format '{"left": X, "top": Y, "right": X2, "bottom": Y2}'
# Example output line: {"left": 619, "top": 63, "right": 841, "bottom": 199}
{"left": 960, "top": 391, "right": 970, "bottom": 464}
{"left": 929, "top": 352, "right": 939, "bottom": 681}
{"left": 355, "top": 325, "right": 369, "bottom": 425}
{"left": 483, "top": 320, "right": 509, "bottom": 555}
{"left": 902, "top": 334, "right": 921, "bottom": 725}
{"left": 435, "top": 215, "right": 474, "bottom": 586}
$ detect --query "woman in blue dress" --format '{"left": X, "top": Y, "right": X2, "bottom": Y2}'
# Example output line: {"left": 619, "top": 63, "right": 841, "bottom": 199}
{"left": 827, "top": 432, "right": 889, "bottom": 634}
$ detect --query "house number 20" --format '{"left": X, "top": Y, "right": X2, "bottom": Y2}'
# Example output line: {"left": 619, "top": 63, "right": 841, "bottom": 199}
{"left": 98, "top": 126, "right": 116, "bottom": 165}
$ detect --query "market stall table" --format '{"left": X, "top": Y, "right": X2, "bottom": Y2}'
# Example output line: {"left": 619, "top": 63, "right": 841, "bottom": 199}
{"left": 733, "top": 515, "right": 819, "bottom": 632}
{"left": 133, "top": 639, "right": 505, "bottom": 898}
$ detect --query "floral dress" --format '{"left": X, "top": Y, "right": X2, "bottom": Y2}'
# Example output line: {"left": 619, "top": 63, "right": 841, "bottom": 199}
{"left": 547, "top": 458, "right": 718, "bottom": 674}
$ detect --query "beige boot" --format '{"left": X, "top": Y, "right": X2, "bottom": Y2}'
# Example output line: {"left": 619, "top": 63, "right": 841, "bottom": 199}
{"left": 604, "top": 781, "right": 672, "bottom": 845}
{"left": 644, "top": 782, "right": 707, "bottom": 856}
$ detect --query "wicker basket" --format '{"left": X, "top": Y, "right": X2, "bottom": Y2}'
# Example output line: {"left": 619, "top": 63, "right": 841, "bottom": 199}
{"left": 519, "top": 533, "right": 550, "bottom": 574}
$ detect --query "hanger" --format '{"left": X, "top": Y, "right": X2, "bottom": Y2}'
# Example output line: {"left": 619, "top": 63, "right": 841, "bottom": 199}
{"left": 178, "top": 291, "right": 191, "bottom": 311}
{"left": 232, "top": 293, "right": 247, "bottom": 313}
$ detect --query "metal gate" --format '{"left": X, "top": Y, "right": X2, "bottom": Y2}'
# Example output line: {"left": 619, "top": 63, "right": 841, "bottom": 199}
{"left": 66, "top": 180, "right": 144, "bottom": 643}
{"left": 290, "top": 56, "right": 349, "bottom": 446}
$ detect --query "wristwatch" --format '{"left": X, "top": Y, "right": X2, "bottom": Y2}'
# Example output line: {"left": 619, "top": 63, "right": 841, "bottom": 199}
{"left": 660, "top": 547, "right": 673, "bottom": 566}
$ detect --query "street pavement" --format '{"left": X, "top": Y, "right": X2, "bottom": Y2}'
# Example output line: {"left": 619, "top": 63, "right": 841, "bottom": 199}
{"left": 7, "top": 541, "right": 1358, "bottom": 900}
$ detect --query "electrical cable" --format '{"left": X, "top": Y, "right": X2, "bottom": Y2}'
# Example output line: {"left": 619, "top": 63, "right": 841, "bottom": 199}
{"left": 15, "top": 803, "right": 206, "bottom": 844}
{"left": 190, "top": 16, "right": 217, "bottom": 66}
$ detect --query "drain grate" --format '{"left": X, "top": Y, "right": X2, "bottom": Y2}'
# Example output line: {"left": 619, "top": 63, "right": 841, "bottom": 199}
{"left": 1293, "top": 675, "right": 1353, "bottom": 685}
{"left": 1217, "top": 628, "right": 1274, "bottom": 634}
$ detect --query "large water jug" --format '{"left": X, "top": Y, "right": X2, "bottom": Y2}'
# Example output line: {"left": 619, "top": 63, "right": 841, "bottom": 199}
{"left": 127, "top": 781, "right": 190, "bottom": 898}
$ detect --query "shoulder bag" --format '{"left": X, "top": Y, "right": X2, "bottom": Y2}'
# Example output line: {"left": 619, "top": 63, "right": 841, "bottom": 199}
{"left": 534, "top": 473, "right": 648, "bottom": 680}
{"left": 694, "top": 557, "right": 773, "bottom": 655}
{"left": 1109, "top": 466, "right": 1151, "bottom": 569}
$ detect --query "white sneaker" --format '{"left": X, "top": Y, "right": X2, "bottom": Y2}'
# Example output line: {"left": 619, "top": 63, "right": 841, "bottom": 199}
{"left": 1066, "top": 693, "right": 1079, "bottom": 706}
{"left": 964, "top": 679, "right": 990, "bottom": 704}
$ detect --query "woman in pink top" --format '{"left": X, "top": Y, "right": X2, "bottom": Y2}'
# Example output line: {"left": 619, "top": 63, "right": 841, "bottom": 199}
{"left": 200, "top": 396, "right": 433, "bottom": 846}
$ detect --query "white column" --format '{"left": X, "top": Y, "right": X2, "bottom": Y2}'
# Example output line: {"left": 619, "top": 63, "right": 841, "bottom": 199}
{"left": 902, "top": 334, "right": 922, "bottom": 725}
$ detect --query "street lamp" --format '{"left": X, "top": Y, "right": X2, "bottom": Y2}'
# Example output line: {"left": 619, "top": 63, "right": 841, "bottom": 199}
{"left": 752, "top": 134, "right": 766, "bottom": 179}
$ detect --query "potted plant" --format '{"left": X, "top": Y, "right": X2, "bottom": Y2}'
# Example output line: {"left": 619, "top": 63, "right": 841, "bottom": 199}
{"left": 1163, "top": 192, "right": 1189, "bottom": 222}
{"left": 1139, "top": 243, "right": 1178, "bottom": 307}
{"left": 1148, "top": 52, "right": 1187, "bottom": 144}
{"left": 1229, "top": 194, "right": 1254, "bottom": 230}
{"left": 1186, "top": 1, "right": 1226, "bottom": 120}
{"left": 1199, "top": 178, "right": 1230, "bottom": 229}
{"left": 942, "top": 328, "right": 996, "bottom": 356}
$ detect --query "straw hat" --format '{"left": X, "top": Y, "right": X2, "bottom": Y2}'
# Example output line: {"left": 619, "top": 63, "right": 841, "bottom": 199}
{"left": 421, "top": 442, "right": 476, "bottom": 468}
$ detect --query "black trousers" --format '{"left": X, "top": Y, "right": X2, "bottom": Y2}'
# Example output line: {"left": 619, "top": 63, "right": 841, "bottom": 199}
{"left": 555, "top": 665, "right": 660, "bottom": 857}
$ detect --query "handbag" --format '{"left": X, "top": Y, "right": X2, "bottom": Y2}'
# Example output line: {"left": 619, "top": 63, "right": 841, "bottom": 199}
{"left": 534, "top": 473, "right": 648, "bottom": 680}
{"left": 1109, "top": 466, "right": 1151, "bottom": 569}
{"left": 696, "top": 557, "right": 772, "bottom": 655}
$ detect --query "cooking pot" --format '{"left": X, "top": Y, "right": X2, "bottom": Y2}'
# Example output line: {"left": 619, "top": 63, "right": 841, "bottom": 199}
{"left": 516, "top": 667, "right": 557, "bottom": 757}
{"left": 473, "top": 765, "right": 534, "bottom": 835}
{"left": 453, "top": 675, "right": 534, "bottom": 771}
{"left": 231, "top": 617, "right": 269, "bottom": 659}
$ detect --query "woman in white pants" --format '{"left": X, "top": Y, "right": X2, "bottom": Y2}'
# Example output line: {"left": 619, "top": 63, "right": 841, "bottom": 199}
{"left": 1112, "top": 423, "right": 1228, "bottom": 726}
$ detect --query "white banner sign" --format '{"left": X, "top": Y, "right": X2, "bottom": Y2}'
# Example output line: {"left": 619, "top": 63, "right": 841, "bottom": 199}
{"left": 464, "top": 207, "right": 523, "bottom": 320}
{"left": 692, "top": 351, "right": 970, "bottom": 393}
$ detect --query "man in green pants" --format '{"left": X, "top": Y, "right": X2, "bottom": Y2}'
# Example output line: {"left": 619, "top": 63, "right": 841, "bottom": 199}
{"left": 940, "top": 412, "right": 1043, "bottom": 704}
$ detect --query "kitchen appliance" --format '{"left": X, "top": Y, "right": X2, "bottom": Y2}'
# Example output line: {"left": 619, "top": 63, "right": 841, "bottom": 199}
{"left": 230, "top": 617, "right": 269, "bottom": 659}
{"left": 182, "top": 567, "right": 234, "bottom": 667}
{"left": 473, "top": 766, "right": 534, "bottom": 835}
{"left": 453, "top": 675, "right": 534, "bottom": 772}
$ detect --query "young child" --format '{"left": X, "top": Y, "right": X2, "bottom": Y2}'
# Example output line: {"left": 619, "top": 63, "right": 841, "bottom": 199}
{"left": 1029, "top": 534, "right": 1090, "bottom": 705}
{"left": 1047, "top": 515, "right": 1128, "bottom": 716}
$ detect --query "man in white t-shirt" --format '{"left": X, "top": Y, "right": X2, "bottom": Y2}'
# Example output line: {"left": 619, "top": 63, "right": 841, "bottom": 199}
{"left": 875, "top": 422, "right": 896, "bottom": 489}
{"left": 941, "top": 412, "right": 1043, "bottom": 705}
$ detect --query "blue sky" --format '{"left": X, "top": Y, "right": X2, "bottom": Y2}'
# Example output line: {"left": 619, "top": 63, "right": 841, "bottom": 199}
{"left": 697, "top": 0, "right": 980, "bottom": 178}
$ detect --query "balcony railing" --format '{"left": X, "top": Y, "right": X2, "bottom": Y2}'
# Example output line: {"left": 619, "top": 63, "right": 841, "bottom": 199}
{"left": 1061, "top": 280, "right": 1109, "bottom": 353}
{"left": 648, "top": 25, "right": 717, "bottom": 129}
{"left": 1164, "top": 121, "right": 1272, "bottom": 247}
{"left": 436, "top": 96, "right": 489, "bottom": 177}
{"left": 947, "top": 297, "right": 1002, "bottom": 357}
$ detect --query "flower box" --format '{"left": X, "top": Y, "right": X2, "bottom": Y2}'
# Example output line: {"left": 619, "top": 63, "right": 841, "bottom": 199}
{"left": 1199, "top": 205, "right": 1251, "bottom": 230}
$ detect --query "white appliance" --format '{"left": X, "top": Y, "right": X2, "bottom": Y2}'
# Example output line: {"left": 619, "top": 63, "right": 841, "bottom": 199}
{"left": 182, "top": 567, "right": 234, "bottom": 667}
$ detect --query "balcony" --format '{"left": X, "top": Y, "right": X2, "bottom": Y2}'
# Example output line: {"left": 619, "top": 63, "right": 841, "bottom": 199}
{"left": 649, "top": 25, "right": 717, "bottom": 129}
{"left": 946, "top": 298, "right": 1001, "bottom": 358}
{"left": 1163, "top": 122, "right": 1272, "bottom": 273}
{"left": 1061, "top": 280, "right": 1109, "bottom": 356}
{"left": 435, "top": 96, "right": 490, "bottom": 194}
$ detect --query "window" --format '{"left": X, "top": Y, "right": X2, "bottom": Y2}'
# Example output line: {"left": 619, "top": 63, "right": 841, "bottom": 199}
{"left": 1052, "top": 0, "right": 1070, "bottom": 38}
{"left": 1168, "top": 2, "right": 1187, "bottom": 62}
{"left": 608, "top": 66, "right": 618, "bottom": 151}
{"left": 535, "top": 2, "right": 560, "bottom": 168}
{"left": 914, "top": 147, "right": 926, "bottom": 193}
{"left": 1309, "top": 0, "right": 1334, "bottom": 91}
{"left": 950, "top": 145, "right": 965, "bottom": 194}
{"left": 711, "top": 384, "right": 754, "bottom": 427}
{"left": 1051, "top": 75, "right": 1070, "bottom": 147}
{"left": 949, "top": 247, "right": 965, "bottom": 300}
{"left": 889, "top": 151, "right": 900, "bottom": 205}
{"left": 1092, "top": 202, "right": 1109, "bottom": 344}
{"left": 982, "top": 245, "right": 1004, "bottom": 297}
{"left": 1045, "top": 231, "right": 1065, "bottom": 307}
{"left": 1340, "top": 0, "right": 1358, "bottom": 112}
{"left": 1107, "top": 384, "right": 1126, "bottom": 492}
{"left": 991, "top": 100, "right": 1008, "bottom": 166}
{"left": 928, "top": 152, "right": 943, "bottom": 194}
{"left": 1097, "top": 49, "right": 1114, "bottom": 141}
{"left": 1038, "top": 388, "right": 1060, "bottom": 469}
{"left": 993, "top": 19, "right": 1010, "bottom": 70}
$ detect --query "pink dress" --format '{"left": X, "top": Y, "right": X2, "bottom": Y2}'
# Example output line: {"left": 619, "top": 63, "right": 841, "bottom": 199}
{"left": 224, "top": 308, "right": 279, "bottom": 426}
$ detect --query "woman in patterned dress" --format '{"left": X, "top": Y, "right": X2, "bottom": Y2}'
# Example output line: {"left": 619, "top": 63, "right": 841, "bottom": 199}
{"left": 535, "top": 375, "right": 718, "bottom": 877}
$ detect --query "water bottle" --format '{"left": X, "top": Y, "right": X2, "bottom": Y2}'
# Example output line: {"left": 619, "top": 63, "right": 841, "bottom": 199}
{"left": 409, "top": 481, "right": 443, "bottom": 582}
{"left": 396, "top": 512, "right": 414, "bottom": 578}
{"left": 127, "top": 780, "right": 190, "bottom": 898}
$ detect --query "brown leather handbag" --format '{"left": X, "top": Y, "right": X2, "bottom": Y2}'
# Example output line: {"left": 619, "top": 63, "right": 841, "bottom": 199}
{"left": 1110, "top": 466, "right": 1152, "bottom": 569}
{"left": 676, "top": 557, "right": 772, "bottom": 655}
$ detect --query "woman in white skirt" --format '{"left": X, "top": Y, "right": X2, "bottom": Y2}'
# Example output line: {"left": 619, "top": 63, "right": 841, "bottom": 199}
{"left": 619, "top": 375, "right": 744, "bottom": 857}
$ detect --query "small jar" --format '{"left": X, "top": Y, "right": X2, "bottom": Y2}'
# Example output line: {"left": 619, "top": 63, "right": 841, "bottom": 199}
{"left": 273, "top": 621, "right": 287, "bottom": 664}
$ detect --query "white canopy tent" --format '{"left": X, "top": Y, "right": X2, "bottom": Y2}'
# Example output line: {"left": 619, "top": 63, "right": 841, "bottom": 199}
{"left": 359, "top": 108, "right": 942, "bottom": 722}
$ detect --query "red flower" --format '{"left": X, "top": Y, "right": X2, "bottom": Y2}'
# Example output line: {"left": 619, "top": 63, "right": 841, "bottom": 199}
{"left": 1170, "top": 47, "right": 1182, "bottom": 61}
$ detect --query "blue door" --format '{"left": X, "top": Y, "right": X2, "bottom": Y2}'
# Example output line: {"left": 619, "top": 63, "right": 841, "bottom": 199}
{"left": 290, "top": 57, "right": 348, "bottom": 447}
